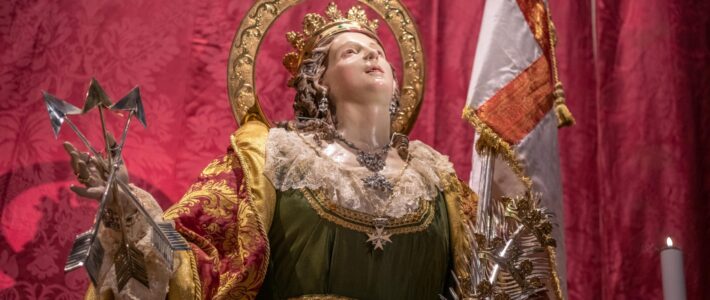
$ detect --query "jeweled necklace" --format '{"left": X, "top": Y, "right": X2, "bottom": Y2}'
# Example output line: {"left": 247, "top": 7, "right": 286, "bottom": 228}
{"left": 333, "top": 132, "right": 394, "bottom": 193}
{"left": 365, "top": 156, "right": 410, "bottom": 250}
{"left": 293, "top": 129, "right": 410, "bottom": 251}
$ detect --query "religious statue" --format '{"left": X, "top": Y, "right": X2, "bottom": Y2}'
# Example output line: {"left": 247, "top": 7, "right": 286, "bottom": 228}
{"left": 60, "top": 2, "right": 558, "bottom": 299}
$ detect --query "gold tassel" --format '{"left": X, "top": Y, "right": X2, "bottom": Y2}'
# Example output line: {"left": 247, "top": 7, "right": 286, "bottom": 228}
{"left": 553, "top": 82, "right": 575, "bottom": 127}
{"left": 545, "top": 3, "right": 575, "bottom": 129}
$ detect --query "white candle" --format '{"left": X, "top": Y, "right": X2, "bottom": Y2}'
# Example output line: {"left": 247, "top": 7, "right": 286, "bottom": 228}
{"left": 661, "top": 237, "right": 687, "bottom": 300}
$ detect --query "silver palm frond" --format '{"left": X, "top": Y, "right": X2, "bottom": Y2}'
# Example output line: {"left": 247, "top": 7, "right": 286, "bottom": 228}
{"left": 465, "top": 191, "right": 557, "bottom": 300}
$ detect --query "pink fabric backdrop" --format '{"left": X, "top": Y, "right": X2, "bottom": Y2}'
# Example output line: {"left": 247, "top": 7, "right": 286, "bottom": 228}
{"left": 0, "top": 0, "right": 707, "bottom": 299}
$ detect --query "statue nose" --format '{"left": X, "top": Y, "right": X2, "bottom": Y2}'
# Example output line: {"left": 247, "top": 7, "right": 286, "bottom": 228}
{"left": 364, "top": 48, "right": 379, "bottom": 61}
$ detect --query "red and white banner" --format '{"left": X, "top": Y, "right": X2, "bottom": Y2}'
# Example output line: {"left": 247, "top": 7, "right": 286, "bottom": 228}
{"left": 464, "top": 0, "right": 568, "bottom": 297}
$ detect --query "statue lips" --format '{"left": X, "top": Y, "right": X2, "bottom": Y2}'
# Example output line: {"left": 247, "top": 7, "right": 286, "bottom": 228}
{"left": 365, "top": 65, "right": 385, "bottom": 79}
{"left": 366, "top": 65, "right": 384, "bottom": 74}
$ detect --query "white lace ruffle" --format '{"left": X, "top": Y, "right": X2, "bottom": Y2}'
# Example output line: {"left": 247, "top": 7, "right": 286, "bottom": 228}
{"left": 264, "top": 128, "right": 455, "bottom": 218}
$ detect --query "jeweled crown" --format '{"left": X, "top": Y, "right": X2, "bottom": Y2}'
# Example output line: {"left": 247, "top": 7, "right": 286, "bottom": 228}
{"left": 283, "top": 2, "right": 380, "bottom": 80}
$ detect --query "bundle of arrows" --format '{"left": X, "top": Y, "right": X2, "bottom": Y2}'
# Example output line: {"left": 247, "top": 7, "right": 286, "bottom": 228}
{"left": 42, "top": 78, "right": 189, "bottom": 291}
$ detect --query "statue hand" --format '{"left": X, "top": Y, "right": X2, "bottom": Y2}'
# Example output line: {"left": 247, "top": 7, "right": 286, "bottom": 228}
{"left": 63, "top": 133, "right": 129, "bottom": 201}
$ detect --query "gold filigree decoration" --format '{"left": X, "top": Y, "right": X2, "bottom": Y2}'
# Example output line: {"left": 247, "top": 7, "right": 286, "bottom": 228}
{"left": 163, "top": 179, "right": 242, "bottom": 220}
{"left": 462, "top": 106, "right": 532, "bottom": 189}
{"left": 228, "top": 0, "right": 425, "bottom": 134}
{"left": 302, "top": 188, "right": 435, "bottom": 236}
{"left": 200, "top": 154, "right": 239, "bottom": 177}
{"left": 470, "top": 192, "right": 557, "bottom": 299}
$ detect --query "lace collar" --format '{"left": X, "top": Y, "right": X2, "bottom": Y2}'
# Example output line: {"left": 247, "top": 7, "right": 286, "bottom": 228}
{"left": 263, "top": 128, "right": 455, "bottom": 218}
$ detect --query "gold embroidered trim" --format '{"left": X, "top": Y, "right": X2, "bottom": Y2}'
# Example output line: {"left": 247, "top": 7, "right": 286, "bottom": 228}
{"left": 187, "top": 249, "right": 202, "bottom": 300}
{"left": 462, "top": 106, "right": 532, "bottom": 189}
{"left": 164, "top": 179, "right": 242, "bottom": 220}
{"left": 230, "top": 127, "right": 271, "bottom": 296}
{"left": 289, "top": 295, "right": 355, "bottom": 300}
{"left": 302, "top": 188, "right": 435, "bottom": 235}
{"left": 547, "top": 246, "right": 564, "bottom": 300}
{"left": 167, "top": 249, "right": 203, "bottom": 300}
{"left": 441, "top": 174, "right": 478, "bottom": 296}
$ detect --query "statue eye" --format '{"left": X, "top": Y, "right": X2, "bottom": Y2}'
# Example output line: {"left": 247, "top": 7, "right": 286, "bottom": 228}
{"left": 344, "top": 48, "right": 357, "bottom": 55}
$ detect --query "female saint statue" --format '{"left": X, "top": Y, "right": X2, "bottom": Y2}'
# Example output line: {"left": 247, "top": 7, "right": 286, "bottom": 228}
{"left": 67, "top": 3, "right": 479, "bottom": 299}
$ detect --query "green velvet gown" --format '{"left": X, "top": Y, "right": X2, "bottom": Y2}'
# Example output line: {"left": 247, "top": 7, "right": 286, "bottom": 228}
{"left": 257, "top": 188, "right": 451, "bottom": 300}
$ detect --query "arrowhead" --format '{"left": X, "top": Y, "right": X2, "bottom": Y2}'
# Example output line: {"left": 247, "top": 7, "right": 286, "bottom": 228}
{"left": 111, "top": 86, "right": 147, "bottom": 127}
{"left": 42, "top": 91, "right": 81, "bottom": 138}
{"left": 82, "top": 78, "right": 113, "bottom": 113}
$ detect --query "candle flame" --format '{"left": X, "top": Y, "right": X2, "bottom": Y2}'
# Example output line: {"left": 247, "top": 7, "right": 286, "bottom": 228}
{"left": 666, "top": 237, "right": 673, "bottom": 247}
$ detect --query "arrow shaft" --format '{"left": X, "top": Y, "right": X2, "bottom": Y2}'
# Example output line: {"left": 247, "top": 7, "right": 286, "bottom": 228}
{"left": 64, "top": 118, "right": 100, "bottom": 157}
{"left": 91, "top": 164, "right": 118, "bottom": 235}
{"left": 97, "top": 107, "right": 113, "bottom": 168}
{"left": 116, "top": 111, "right": 133, "bottom": 154}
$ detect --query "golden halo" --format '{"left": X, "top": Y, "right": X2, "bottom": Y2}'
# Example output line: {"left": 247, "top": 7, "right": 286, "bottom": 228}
{"left": 228, "top": 0, "right": 425, "bottom": 134}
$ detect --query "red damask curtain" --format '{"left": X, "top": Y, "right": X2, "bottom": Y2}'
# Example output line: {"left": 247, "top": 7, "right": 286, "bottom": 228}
{"left": 0, "top": 0, "right": 707, "bottom": 299}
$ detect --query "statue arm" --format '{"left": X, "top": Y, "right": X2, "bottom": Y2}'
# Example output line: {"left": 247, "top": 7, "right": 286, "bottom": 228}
{"left": 162, "top": 149, "right": 269, "bottom": 299}
{"left": 84, "top": 121, "right": 272, "bottom": 300}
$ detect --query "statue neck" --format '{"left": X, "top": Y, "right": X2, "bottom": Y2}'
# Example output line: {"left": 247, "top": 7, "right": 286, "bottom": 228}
{"left": 334, "top": 100, "right": 390, "bottom": 150}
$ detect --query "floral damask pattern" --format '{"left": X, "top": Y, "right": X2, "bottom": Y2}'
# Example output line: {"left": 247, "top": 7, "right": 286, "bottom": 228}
{"left": 2, "top": 0, "right": 709, "bottom": 299}
{"left": 0, "top": 184, "right": 96, "bottom": 299}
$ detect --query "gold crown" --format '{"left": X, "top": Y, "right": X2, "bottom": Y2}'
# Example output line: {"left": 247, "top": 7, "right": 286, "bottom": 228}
{"left": 283, "top": 2, "right": 380, "bottom": 80}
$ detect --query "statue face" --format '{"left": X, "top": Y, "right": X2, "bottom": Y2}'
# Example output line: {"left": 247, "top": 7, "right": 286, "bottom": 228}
{"left": 322, "top": 32, "right": 394, "bottom": 106}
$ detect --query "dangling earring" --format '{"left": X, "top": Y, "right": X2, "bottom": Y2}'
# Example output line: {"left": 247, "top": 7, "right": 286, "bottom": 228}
{"left": 319, "top": 95, "right": 329, "bottom": 114}
{"left": 390, "top": 132, "right": 410, "bottom": 160}
{"left": 389, "top": 100, "right": 397, "bottom": 116}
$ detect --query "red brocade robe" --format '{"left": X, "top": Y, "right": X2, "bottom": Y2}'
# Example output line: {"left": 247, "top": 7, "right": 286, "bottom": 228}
{"left": 86, "top": 121, "right": 478, "bottom": 299}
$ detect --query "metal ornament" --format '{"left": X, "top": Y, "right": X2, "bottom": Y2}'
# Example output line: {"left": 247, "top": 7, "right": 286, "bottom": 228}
{"left": 362, "top": 173, "right": 393, "bottom": 194}
{"left": 318, "top": 95, "right": 329, "bottom": 114}
{"left": 82, "top": 78, "right": 113, "bottom": 113}
{"left": 42, "top": 92, "right": 82, "bottom": 138}
{"left": 114, "top": 236, "right": 150, "bottom": 290}
{"left": 333, "top": 132, "right": 394, "bottom": 193}
{"left": 366, "top": 224, "right": 392, "bottom": 250}
{"left": 111, "top": 86, "right": 147, "bottom": 128}
{"left": 65, "top": 230, "right": 104, "bottom": 286}
{"left": 355, "top": 149, "right": 388, "bottom": 173}
{"left": 43, "top": 78, "right": 189, "bottom": 292}
{"left": 461, "top": 146, "right": 559, "bottom": 299}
